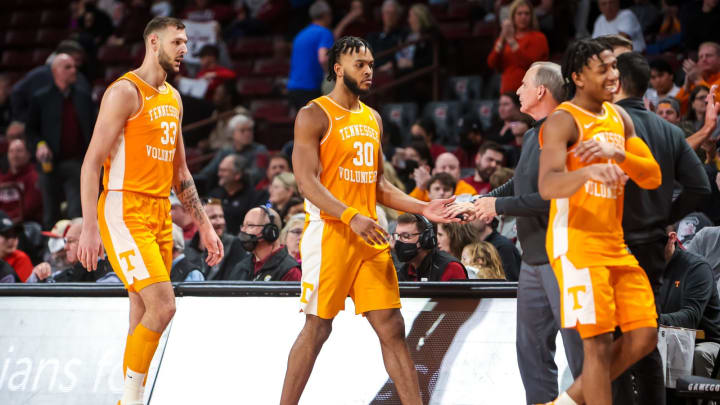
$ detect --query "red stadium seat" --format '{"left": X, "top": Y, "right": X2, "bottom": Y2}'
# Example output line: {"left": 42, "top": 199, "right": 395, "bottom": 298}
{"left": 97, "top": 45, "right": 133, "bottom": 65}
{"left": 5, "top": 30, "right": 38, "bottom": 47}
{"left": 40, "top": 9, "right": 70, "bottom": 28}
{"left": 250, "top": 99, "right": 290, "bottom": 121}
{"left": 129, "top": 42, "right": 145, "bottom": 64}
{"left": 236, "top": 78, "right": 274, "bottom": 96}
{"left": 1, "top": 50, "right": 34, "bottom": 70}
{"left": 104, "top": 66, "right": 128, "bottom": 84}
{"left": 252, "top": 58, "right": 290, "bottom": 76}
{"left": 234, "top": 60, "right": 253, "bottom": 76}
{"left": 36, "top": 29, "right": 68, "bottom": 45}
{"left": 231, "top": 37, "right": 274, "bottom": 57}
{"left": 439, "top": 22, "right": 472, "bottom": 40}
{"left": 31, "top": 49, "right": 52, "bottom": 65}
{"left": 9, "top": 12, "right": 39, "bottom": 29}
{"left": 447, "top": 1, "right": 472, "bottom": 20}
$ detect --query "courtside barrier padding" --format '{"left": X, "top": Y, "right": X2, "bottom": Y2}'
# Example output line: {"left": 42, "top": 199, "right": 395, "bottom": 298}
{"left": 0, "top": 281, "right": 518, "bottom": 298}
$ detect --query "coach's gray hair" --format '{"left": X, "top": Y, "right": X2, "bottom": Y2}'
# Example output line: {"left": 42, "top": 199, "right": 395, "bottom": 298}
{"left": 530, "top": 61, "right": 565, "bottom": 103}
{"left": 382, "top": 0, "right": 402, "bottom": 13}
{"left": 228, "top": 114, "right": 254, "bottom": 131}
{"left": 309, "top": 1, "right": 331, "bottom": 20}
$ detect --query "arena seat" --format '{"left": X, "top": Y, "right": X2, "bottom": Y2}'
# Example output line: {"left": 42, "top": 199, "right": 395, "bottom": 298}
{"left": 36, "top": 29, "right": 67, "bottom": 45}
{"left": 250, "top": 99, "right": 289, "bottom": 121}
{"left": 236, "top": 77, "right": 274, "bottom": 96}
{"left": 40, "top": 9, "right": 70, "bottom": 28}
{"left": 233, "top": 60, "right": 254, "bottom": 76}
{"left": 465, "top": 99, "right": 498, "bottom": 131}
{"left": 446, "top": 75, "right": 483, "bottom": 101}
{"left": 1, "top": 50, "right": 34, "bottom": 70}
{"left": 5, "top": 30, "right": 38, "bottom": 47}
{"left": 381, "top": 102, "right": 418, "bottom": 143}
{"left": 439, "top": 22, "right": 472, "bottom": 40}
{"left": 97, "top": 45, "right": 134, "bottom": 65}
{"left": 31, "top": 48, "right": 52, "bottom": 65}
{"left": 230, "top": 37, "right": 274, "bottom": 58}
{"left": 9, "top": 11, "right": 38, "bottom": 29}
{"left": 252, "top": 58, "right": 290, "bottom": 76}
{"left": 422, "top": 101, "right": 462, "bottom": 145}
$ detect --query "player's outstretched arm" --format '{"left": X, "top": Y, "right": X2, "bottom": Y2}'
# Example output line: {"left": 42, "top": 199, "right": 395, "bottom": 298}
{"left": 171, "top": 90, "right": 223, "bottom": 266}
{"left": 78, "top": 81, "right": 137, "bottom": 271}
{"left": 371, "top": 110, "right": 468, "bottom": 223}
{"left": 615, "top": 105, "right": 662, "bottom": 190}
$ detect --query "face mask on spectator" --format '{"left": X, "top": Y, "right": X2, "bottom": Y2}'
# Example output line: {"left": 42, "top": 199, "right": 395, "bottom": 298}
{"left": 238, "top": 231, "right": 260, "bottom": 252}
{"left": 395, "top": 241, "right": 419, "bottom": 262}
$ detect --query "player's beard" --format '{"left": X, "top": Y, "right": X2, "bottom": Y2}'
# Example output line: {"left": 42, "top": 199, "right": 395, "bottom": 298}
{"left": 343, "top": 74, "right": 370, "bottom": 96}
{"left": 158, "top": 46, "right": 176, "bottom": 75}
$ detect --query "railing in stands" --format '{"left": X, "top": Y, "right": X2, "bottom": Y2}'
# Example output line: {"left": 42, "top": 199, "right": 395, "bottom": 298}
{"left": 370, "top": 36, "right": 441, "bottom": 101}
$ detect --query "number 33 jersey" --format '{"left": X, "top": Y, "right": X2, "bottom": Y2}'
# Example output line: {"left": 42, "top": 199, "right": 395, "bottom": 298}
{"left": 306, "top": 96, "right": 380, "bottom": 222}
{"left": 103, "top": 71, "right": 180, "bottom": 198}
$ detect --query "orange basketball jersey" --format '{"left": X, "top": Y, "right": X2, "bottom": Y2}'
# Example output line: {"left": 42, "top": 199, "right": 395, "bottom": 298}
{"left": 306, "top": 96, "right": 380, "bottom": 222}
{"left": 103, "top": 71, "right": 180, "bottom": 198}
{"left": 539, "top": 101, "right": 638, "bottom": 269}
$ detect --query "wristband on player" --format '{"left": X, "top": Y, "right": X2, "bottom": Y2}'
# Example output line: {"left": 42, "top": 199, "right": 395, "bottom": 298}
{"left": 340, "top": 207, "right": 359, "bottom": 225}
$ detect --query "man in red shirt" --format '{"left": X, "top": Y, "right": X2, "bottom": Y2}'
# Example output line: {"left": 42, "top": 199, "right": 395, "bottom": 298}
{"left": 462, "top": 141, "right": 506, "bottom": 195}
{"left": 255, "top": 153, "right": 291, "bottom": 192}
{"left": 227, "top": 206, "right": 301, "bottom": 281}
{"left": 0, "top": 211, "right": 32, "bottom": 282}
{"left": 394, "top": 213, "right": 467, "bottom": 281}
{"left": 0, "top": 138, "right": 42, "bottom": 223}
{"left": 195, "top": 44, "right": 236, "bottom": 101}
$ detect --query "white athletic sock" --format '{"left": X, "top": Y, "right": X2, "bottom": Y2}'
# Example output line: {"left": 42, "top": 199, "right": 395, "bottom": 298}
{"left": 121, "top": 369, "right": 146, "bottom": 404}
{"left": 554, "top": 392, "right": 579, "bottom": 405}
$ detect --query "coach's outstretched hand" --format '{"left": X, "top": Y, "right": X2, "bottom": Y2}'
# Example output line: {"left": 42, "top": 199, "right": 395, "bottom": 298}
{"left": 350, "top": 214, "right": 389, "bottom": 246}
{"left": 200, "top": 224, "right": 224, "bottom": 266}
{"left": 422, "top": 196, "right": 475, "bottom": 223}
{"left": 78, "top": 224, "right": 104, "bottom": 271}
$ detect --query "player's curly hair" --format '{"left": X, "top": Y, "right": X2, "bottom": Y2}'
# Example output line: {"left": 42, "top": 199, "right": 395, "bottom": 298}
{"left": 326, "top": 36, "right": 373, "bottom": 82}
{"left": 561, "top": 39, "right": 612, "bottom": 99}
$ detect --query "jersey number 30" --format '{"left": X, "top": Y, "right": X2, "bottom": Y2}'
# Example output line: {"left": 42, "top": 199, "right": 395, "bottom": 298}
{"left": 160, "top": 121, "right": 177, "bottom": 145}
{"left": 352, "top": 142, "right": 374, "bottom": 167}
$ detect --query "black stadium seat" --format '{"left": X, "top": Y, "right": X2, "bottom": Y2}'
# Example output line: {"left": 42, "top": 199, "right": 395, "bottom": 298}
{"left": 446, "top": 75, "right": 483, "bottom": 101}
{"left": 422, "top": 101, "right": 462, "bottom": 145}
{"left": 381, "top": 102, "right": 418, "bottom": 144}
{"left": 465, "top": 99, "right": 498, "bottom": 131}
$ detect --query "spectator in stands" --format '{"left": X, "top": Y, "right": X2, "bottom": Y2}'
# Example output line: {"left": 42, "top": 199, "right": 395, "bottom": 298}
{"left": 461, "top": 242, "right": 505, "bottom": 279}
{"left": 410, "top": 118, "right": 446, "bottom": 160}
{"left": 656, "top": 94, "right": 720, "bottom": 153}
{"left": 393, "top": 138, "right": 433, "bottom": 192}
{"left": 594, "top": 33, "right": 633, "bottom": 56}
{"left": 658, "top": 227, "right": 720, "bottom": 378}
{"left": 182, "top": 0, "right": 233, "bottom": 24}
{"left": 185, "top": 198, "right": 248, "bottom": 280}
{"left": 0, "top": 139, "right": 42, "bottom": 224}
{"left": 0, "top": 211, "right": 31, "bottom": 282}
{"left": 197, "top": 114, "right": 268, "bottom": 192}
{"left": 490, "top": 167, "right": 517, "bottom": 242}
{"left": 279, "top": 214, "right": 304, "bottom": 262}
{"left": 40, "top": 219, "right": 72, "bottom": 271}
{"left": 676, "top": 42, "right": 720, "bottom": 115}
{"left": 170, "top": 193, "right": 197, "bottom": 241}
{"left": 409, "top": 153, "right": 477, "bottom": 202}
{"left": 366, "top": 0, "right": 407, "bottom": 72}
{"left": 169, "top": 223, "right": 204, "bottom": 282}
{"left": 681, "top": 0, "right": 720, "bottom": 51}
{"left": 471, "top": 217, "right": 521, "bottom": 280}
{"left": 396, "top": 4, "right": 442, "bottom": 75}
{"left": 256, "top": 153, "right": 291, "bottom": 192}
{"left": 205, "top": 81, "right": 247, "bottom": 151}
{"left": 151, "top": 0, "right": 173, "bottom": 17}
{"left": 462, "top": 141, "right": 505, "bottom": 195}
{"left": 27, "top": 218, "right": 120, "bottom": 283}
{"left": 655, "top": 97, "right": 684, "bottom": 126}
{"left": 106, "top": 0, "right": 153, "bottom": 46}
{"left": 11, "top": 41, "right": 90, "bottom": 124}
{"left": 287, "top": 1, "right": 334, "bottom": 112}
{"left": 488, "top": 0, "right": 549, "bottom": 94}
{"left": 0, "top": 74, "right": 11, "bottom": 135}
{"left": 487, "top": 92, "right": 522, "bottom": 145}
{"left": 196, "top": 44, "right": 237, "bottom": 101}
{"left": 629, "top": 0, "right": 660, "bottom": 35}
{"left": 685, "top": 85, "right": 710, "bottom": 132}
{"left": 223, "top": 2, "right": 268, "bottom": 41}
{"left": 455, "top": 117, "right": 484, "bottom": 168}
{"left": 228, "top": 206, "right": 301, "bottom": 281}
{"left": 426, "top": 173, "right": 455, "bottom": 201}
{"left": 333, "top": 0, "right": 376, "bottom": 39}
{"left": 436, "top": 221, "right": 480, "bottom": 261}
{"left": 209, "top": 154, "right": 263, "bottom": 235}
{"left": 505, "top": 113, "right": 534, "bottom": 167}
{"left": 27, "top": 54, "right": 95, "bottom": 229}
{"left": 687, "top": 226, "right": 720, "bottom": 276}
{"left": 591, "top": 0, "right": 645, "bottom": 52}
{"left": 645, "top": 59, "right": 681, "bottom": 109}
{"left": 268, "top": 172, "right": 299, "bottom": 217}
{"left": 394, "top": 214, "right": 468, "bottom": 281}
{"left": 0, "top": 260, "right": 17, "bottom": 283}
{"left": 280, "top": 197, "right": 305, "bottom": 225}
{"left": 677, "top": 212, "right": 713, "bottom": 244}
{"left": 73, "top": 0, "right": 114, "bottom": 47}
{"left": 648, "top": 0, "right": 682, "bottom": 54}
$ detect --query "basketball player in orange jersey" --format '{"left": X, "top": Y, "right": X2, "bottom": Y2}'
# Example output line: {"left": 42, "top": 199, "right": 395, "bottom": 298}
{"left": 537, "top": 39, "right": 662, "bottom": 405}
{"left": 76, "top": 17, "right": 224, "bottom": 405}
{"left": 280, "top": 36, "right": 472, "bottom": 405}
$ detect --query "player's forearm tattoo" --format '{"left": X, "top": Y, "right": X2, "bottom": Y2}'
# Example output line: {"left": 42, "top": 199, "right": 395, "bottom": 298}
{"left": 177, "top": 179, "right": 207, "bottom": 226}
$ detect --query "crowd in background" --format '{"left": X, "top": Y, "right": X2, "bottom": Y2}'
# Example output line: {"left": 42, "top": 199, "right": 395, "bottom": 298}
{"left": 0, "top": 0, "right": 719, "bottom": 290}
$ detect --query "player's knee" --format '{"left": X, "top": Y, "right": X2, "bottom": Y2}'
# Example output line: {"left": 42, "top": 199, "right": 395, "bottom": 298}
{"left": 155, "top": 298, "right": 176, "bottom": 326}
{"left": 305, "top": 317, "right": 332, "bottom": 343}
{"left": 375, "top": 314, "right": 406, "bottom": 345}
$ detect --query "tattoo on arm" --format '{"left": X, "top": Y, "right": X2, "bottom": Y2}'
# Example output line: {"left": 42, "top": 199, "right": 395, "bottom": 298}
{"left": 177, "top": 178, "right": 207, "bottom": 226}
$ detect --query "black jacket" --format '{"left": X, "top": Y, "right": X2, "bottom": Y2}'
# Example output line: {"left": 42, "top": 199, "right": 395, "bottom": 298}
{"left": 485, "top": 230, "right": 521, "bottom": 281}
{"left": 226, "top": 246, "right": 299, "bottom": 281}
{"left": 185, "top": 232, "right": 248, "bottom": 280}
{"left": 50, "top": 260, "right": 113, "bottom": 282}
{"left": 489, "top": 119, "right": 549, "bottom": 266}
{"left": 615, "top": 98, "right": 711, "bottom": 244}
{"left": 397, "top": 249, "right": 467, "bottom": 281}
{"left": 26, "top": 83, "right": 95, "bottom": 162}
{"left": 659, "top": 248, "right": 720, "bottom": 342}
{"left": 208, "top": 184, "right": 266, "bottom": 235}
{"left": 170, "top": 255, "right": 201, "bottom": 282}
{"left": 11, "top": 64, "right": 91, "bottom": 123}
{"left": 0, "top": 260, "right": 19, "bottom": 283}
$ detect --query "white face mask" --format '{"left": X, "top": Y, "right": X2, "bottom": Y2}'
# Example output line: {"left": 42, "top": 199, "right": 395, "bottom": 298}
{"left": 48, "top": 237, "right": 65, "bottom": 254}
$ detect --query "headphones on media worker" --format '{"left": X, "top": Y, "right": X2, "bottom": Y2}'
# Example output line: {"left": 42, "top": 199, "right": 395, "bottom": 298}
{"left": 258, "top": 205, "right": 280, "bottom": 242}
{"left": 413, "top": 214, "right": 437, "bottom": 250}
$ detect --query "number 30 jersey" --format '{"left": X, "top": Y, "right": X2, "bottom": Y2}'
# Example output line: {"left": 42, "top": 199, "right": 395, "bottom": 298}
{"left": 306, "top": 96, "right": 380, "bottom": 222}
{"left": 103, "top": 71, "right": 180, "bottom": 198}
